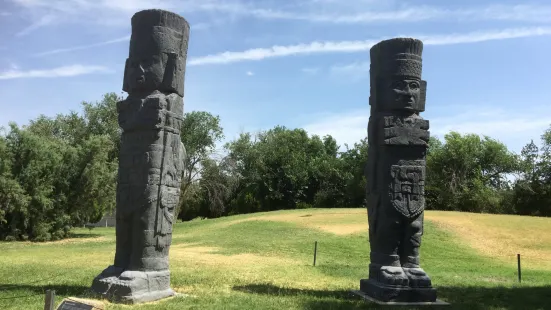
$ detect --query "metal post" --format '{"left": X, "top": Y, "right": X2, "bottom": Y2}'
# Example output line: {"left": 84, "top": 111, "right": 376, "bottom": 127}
{"left": 313, "top": 241, "right": 318, "bottom": 266}
{"left": 44, "top": 289, "right": 55, "bottom": 310}
{"left": 517, "top": 253, "right": 522, "bottom": 283}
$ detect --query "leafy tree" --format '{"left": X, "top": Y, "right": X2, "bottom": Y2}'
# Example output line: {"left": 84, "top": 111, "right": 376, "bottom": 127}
{"left": 178, "top": 111, "right": 224, "bottom": 218}
{"left": 426, "top": 132, "right": 518, "bottom": 213}
{"left": 340, "top": 137, "right": 369, "bottom": 208}
{"left": 0, "top": 94, "right": 120, "bottom": 241}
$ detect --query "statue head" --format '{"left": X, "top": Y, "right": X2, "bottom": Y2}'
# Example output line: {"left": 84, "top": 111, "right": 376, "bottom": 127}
{"left": 123, "top": 9, "right": 190, "bottom": 96}
{"left": 369, "top": 38, "right": 426, "bottom": 113}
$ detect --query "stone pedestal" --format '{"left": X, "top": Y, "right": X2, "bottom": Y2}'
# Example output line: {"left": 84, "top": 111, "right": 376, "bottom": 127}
{"left": 359, "top": 278, "right": 437, "bottom": 303}
{"left": 92, "top": 270, "right": 174, "bottom": 304}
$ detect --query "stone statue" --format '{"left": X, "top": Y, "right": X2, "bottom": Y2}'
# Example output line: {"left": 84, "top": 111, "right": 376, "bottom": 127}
{"left": 91, "top": 9, "right": 189, "bottom": 304}
{"left": 360, "top": 38, "right": 437, "bottom": 303}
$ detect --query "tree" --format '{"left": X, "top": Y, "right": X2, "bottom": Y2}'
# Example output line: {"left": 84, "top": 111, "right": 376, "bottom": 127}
{"left": 178, "top": 111, "right": 224, "bottom": 218}
{"left": 340, "top": 137, "right": 369, "bottom": 208}
{"left": 0, "top": 94, "right": 120, "bottom": 241}
{"left": 426, "top": 132, "right": 518, "bottom": 213}
{"left": 224, "top": 127, "right": 360, "bottom": 213}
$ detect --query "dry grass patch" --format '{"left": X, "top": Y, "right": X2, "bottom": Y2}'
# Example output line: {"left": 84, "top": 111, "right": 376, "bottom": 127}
{"left": 426, "top": 211, "right": 551, "bottom": 269}
{"left": 170, "top": 243, "right": 298, "bottom": 267}
{"left": 216, "top": 209, "right": 368, "bottom": 236}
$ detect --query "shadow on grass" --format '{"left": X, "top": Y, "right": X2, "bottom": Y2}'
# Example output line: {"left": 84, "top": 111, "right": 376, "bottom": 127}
{"left": 0, "top": 284, "right": 90, "bottom": 301}
{"left": 234, "top": 283, "right": 551, "bottom": 310}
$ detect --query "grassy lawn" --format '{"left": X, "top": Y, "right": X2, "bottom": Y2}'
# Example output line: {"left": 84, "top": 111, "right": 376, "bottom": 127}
{"left": 1, "top": 208, "right": 550, "bottom": 309}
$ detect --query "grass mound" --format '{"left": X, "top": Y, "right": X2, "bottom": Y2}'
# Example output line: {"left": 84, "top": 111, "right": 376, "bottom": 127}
{"left": 1, "top": 209, "right": 550, "bottom": 309}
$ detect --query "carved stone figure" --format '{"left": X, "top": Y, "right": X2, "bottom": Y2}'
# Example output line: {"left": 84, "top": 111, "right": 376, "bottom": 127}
{"left": 360, "top": 38, "right": 437, "bottom": 303}
{"left": 91, "top": 9, "right": 189, "bottom": 304}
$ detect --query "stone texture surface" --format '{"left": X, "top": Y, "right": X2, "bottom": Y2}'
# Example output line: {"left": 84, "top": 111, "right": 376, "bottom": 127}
{"left": 91, "top": 9, "right": 189, "bottom": 304}
{"left": 362, "top": 37, "right": 437, "bottom": 303}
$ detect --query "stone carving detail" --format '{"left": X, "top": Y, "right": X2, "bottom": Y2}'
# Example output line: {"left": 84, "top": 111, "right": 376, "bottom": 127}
{"left": 91, "top": 9, "right": 189, "bottom": 304}
{"left": 360, "top": 38, "right": 437, "bottom": 303}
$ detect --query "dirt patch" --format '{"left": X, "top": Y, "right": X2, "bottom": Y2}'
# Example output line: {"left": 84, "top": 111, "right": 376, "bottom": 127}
{"left": 312, "top": 224, "right": 367, "bottom": 235}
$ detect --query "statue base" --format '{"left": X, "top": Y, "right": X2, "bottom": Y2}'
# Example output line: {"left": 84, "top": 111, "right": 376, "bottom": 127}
{"left": 358, "top": 279, "right": 439, "bottom": 303}
{"left": 351, "top": 289, "right": 449, "bottom": 306}
{"left": 91, "top": 270, "right": 175, "bottom": 304}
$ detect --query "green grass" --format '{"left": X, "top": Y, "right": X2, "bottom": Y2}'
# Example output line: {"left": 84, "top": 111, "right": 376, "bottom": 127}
{"left": 1, "top": 209, "right": 551, "bottom": 309}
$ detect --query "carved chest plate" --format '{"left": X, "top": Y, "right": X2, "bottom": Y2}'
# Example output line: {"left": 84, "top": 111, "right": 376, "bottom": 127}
{"left": 389, "top": 165, "right": 425, "bottom": 218}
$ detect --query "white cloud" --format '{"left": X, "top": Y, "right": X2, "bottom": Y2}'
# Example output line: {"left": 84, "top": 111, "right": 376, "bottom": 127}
{"left": 256, "top": 4, "right": 551, "bottom": 24}
{"left": 0, "top": 11, "right": 12, "bottom": 16}
{"left": 301, "top": 106, "right": 551, "bottom": 153}
{"left": 9, "top": 0, "right": 551, "bottom": 35}
{"left": 188, "top": 26, "right": 551, "bottom": 66}
{"left": 15, "top": 14, "right": 56, "bottom": 36}
{"left": 0, "top": 65, "right": 113, "bottom": 79}
{"left": 246, "top": 71, "right": 254, "bottom": 76}
{"left": 34, "top": 35, "right": 130, "bottom": 57}
{"left": 189, "top": 39, "right": 377, "bottom": 66}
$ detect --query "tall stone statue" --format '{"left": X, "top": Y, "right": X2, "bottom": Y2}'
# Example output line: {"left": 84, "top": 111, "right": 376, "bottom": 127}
{"left": 91, "top": 9, "right": 189, "bottom": 304}
{"left": 360, "top": 38, "right": 437, "bottom": 303}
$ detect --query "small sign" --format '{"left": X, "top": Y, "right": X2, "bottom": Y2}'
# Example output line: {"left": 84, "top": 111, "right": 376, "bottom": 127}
{"left": 57, "top": 298, "right": 104, "bottom": 310}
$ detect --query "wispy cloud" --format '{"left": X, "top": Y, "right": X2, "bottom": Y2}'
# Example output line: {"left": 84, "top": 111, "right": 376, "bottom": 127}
{"left": 0, "top": 11, "right": 12, "bottom": 16}
{"left": 245, "top": 4, "right": 551, "bottom": 24}
{"left": 189, "top": 26, "right": 551, "bottom": 66}
{"left": 302, "top": 106, "right": 551, "bottom": 153}
{"left": 10, "top": 0, "right": 551, "bottom": 35}
{"left": 0, "top": 65, "right": 113, "bottom": 80}
{"left": 9, "top": 0, "right": 229, "bottom": 33}
{"left": 15, "top": 14, "right": 56, "bottom": 36}
{"left": 34, "top": 35, "right": 130, "bottom": 57}
{"left": 246, "top": 71, "right": 254, "bottom": 76}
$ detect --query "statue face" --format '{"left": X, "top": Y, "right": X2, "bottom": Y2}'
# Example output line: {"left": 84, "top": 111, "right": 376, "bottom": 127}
{"left": 388, "top": 77, "right": 421, "bottom": 111}
{"left": 125, "top": 54, "right": 166, "bottom": 93}
{"left": 378, "top": 76, "right": 422, "bottom": 112}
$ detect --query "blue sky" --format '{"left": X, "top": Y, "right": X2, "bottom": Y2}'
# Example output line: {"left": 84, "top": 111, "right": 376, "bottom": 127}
{"left": 2, "top": 0, "right": 551, "bottom": 153}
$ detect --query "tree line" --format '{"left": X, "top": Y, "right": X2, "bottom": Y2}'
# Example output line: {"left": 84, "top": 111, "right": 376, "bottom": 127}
{"left": 1, "top": 93, "right": 550, "bottom": 241}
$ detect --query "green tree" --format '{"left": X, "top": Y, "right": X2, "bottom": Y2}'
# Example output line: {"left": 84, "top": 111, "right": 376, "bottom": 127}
{"left": 426, "top": 132, "right": 518, "bottom": 213}
{"left": 340, "top": 137, "right": 369, "bottom": 208}
{"left": 178, "top": 111, "right": 225, "bottom": 219}
{"left": 0, "top": 93, "right": 120, "bottom": 241}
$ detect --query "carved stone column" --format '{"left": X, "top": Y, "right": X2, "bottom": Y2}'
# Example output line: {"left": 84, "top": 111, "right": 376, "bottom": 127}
{"left": 360, "top": 38, "right": 437, "bottom": 303}
{"left": 91, "top": 9, "right": 189, "bottom": 304}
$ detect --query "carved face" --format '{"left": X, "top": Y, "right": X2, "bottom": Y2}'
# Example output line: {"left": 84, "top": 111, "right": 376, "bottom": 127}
{"left": 388, "top": 77, "right": 421, "bottom": 111}
{"left": 125, "top": 54, "right": 167, "bottom": 93}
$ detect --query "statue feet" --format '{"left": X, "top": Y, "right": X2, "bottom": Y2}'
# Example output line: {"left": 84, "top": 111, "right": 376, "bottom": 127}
{"left": 403, "top": 267, "right": 432, "bottom": 288}
{"left": 360, "top": 263, "right": 437, "bottom": 303}
{"left": 379, "top": 266, "right": 409, "bottom": 286}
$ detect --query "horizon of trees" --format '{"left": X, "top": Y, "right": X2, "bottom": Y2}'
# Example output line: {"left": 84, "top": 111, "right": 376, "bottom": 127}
{"left": 1, "top": 92, "right": 550, "bottom": 241}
